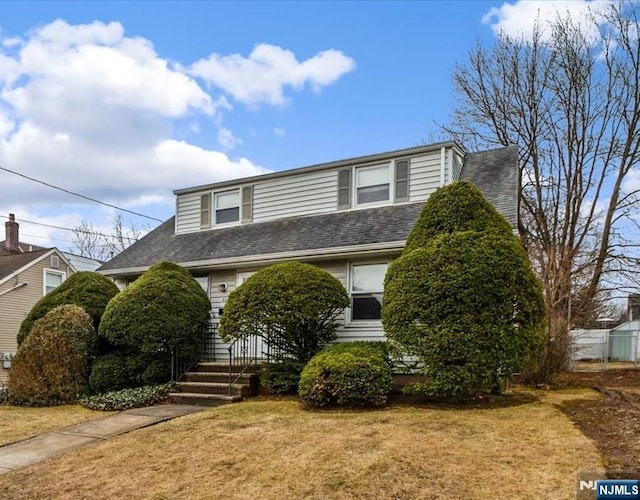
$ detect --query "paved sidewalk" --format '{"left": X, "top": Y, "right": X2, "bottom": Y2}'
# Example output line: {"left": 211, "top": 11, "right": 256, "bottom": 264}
{"left": 0, "top": 404, "right": 206, "bottom": 474}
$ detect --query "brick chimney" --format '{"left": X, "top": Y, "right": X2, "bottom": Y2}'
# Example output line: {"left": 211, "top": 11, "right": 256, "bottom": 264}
{"left": 4, "top": 214, "right": 19, "bottom": 253}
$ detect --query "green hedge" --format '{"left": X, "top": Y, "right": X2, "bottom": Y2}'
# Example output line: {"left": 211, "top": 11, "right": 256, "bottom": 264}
{"left": 403, "top": 181, "right": 513, "bottom": 254}
{"left": 382, "top": 231, "right": 545, "bottom": 400}
{"left": 260, "top": 360, "right": 306, "bottom": 395}
{"left": 18, "top": 271, "right": 119, "bottom": 346}
{"left": 298, "top": 342, "right": 392, "bottom": 408}
{"left": 220, "top": 262, "right": 349, "bottom": 364}
{"left": 98, "top": 261, "right": 210, "bottom": 388}
{"left": 88, "top": 352, "right": 142, "bottom": 394}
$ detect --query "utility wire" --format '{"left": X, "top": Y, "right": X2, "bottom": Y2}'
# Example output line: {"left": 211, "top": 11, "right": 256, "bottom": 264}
{"left": 0, "top": 165, "right": 163, "bottom": 222}
{"left": 0, "top": 214, "right": 147, "bottom": 241}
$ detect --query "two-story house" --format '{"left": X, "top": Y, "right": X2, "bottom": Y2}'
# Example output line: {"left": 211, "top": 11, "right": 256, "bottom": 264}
{"left": 99, "top": 141, "right": 518, "bottom": 359}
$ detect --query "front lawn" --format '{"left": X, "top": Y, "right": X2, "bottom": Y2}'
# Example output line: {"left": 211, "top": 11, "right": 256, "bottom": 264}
{"left": 0, "top": 393, "right": 601, "bottom": 499}
{"left": 0, "top": 405, "right": 110, "bottom": 447}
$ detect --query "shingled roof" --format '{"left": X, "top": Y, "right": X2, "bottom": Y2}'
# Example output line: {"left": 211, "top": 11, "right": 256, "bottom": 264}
{"left": 0, "top": 241, "right": 47, "bottom": 257}
{"left": 0, "top": 249, "right": 51, "bottom": 282}
{"left": 99, "top": 202, "right": 425, "bottom": 272}
{"left": 100, "top": 145, "right": 519, "bottom": 274}
{"left": 460, "top": 145, "right": 519, "bottom": 228}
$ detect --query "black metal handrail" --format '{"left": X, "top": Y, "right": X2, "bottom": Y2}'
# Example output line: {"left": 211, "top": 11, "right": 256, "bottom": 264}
{"left": 227, "top": 335, "right": 263, "bottom": 395}
{"left": 171, "top": 323, "right": 219, "bottom": 382}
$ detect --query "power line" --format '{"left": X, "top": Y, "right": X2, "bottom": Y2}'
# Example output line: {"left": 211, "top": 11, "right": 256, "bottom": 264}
{"left": 0, "top": 165, "right": 163, "bottom": 222}
{"left": 0, "top": 214, "right": 148, "bottom": 241}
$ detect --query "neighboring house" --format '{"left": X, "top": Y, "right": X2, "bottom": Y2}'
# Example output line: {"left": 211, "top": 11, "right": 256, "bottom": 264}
{"left": 0, "top": 214, "right": 99, "bottom": 383}
{"left": 99, "top": 141, "right": 519, "bottom": 360}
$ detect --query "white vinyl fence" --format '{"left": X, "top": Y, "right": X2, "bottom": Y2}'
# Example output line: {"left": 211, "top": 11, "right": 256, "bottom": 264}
{"left": 570, "top": 326, "right": 639, "bottom": 371}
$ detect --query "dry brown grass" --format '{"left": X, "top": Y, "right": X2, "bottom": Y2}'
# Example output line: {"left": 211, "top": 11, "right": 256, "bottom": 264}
{"left": 0, "top": 405, "right": 110, "bottom": 446}
{"left": 0, "top": 392, "right": 602, "bottom": 500}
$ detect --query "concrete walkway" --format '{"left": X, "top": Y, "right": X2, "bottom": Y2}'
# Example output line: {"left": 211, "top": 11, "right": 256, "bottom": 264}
{"left": 0, "top": 404, "right": 207, "bottom": 474}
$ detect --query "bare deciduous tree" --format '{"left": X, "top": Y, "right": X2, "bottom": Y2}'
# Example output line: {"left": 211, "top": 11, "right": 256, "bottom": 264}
{"left": 443, "top": 1, "right": 640, "bottom": 382}
{"left": 71, "top": 214, "right": 148, "bottom": 261}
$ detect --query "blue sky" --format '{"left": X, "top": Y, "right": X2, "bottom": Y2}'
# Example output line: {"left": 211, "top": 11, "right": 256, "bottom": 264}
{"left": 0, "top": 0, "right": 599, "bottom": 251}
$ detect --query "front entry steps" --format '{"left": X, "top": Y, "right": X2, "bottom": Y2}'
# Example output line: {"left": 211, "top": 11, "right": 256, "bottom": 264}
{"left": 169, "top": 361, "right": 261, "bottom": 407}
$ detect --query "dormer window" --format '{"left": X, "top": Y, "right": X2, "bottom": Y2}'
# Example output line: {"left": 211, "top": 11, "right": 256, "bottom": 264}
{"left": 215, "top": 190, "right": 240, "bottom": 225}
{"left": 356, "top": 164, "right": 390, "bottom": 205}
{"left": 338, "top": 159, "right": 410, "bottom": 210}
{"left": 198, "top": 186, "right": 252, "bottom": 229}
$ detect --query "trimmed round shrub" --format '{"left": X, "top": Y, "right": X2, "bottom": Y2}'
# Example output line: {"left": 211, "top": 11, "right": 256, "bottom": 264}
{"left": 8, "top": 305, "right": 96, "bottom": 405}
{"left": 403, "top": 181, "right": 513, "bottom": 254}
{"left": 88, "top": 352, "right": 142, "bottom": 394}
{"left": 382, "top": 231, "right": 545, "bottom": 400}
{"left": 299, "top": 342, "right": 392, "bottom": 408}
{"left": 219, "top": 262, "right": 350, "bottom": 364}
{"left": 260, "top": 360, "right": 306, "bottom": 395}
{"left": 98, "top": 261, "right": 210, "bottom": 387}
{"left": 18, "top": 271, "right": 119, "bottom": 346}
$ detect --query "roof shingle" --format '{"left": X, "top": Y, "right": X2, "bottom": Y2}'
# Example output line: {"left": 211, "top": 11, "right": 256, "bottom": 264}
{"left": 0, "top": 249, "right": 50, "bottom": 282}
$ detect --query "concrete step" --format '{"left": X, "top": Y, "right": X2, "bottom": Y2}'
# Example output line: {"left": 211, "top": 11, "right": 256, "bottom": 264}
{"left": 168, "top": 392, "right": 241, "bottom": 407}
{"left": 177, "top": 381, "right": 252, "bottom": 397}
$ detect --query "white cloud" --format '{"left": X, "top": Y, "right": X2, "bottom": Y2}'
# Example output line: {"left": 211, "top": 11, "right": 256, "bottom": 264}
{"left": 191, "top": 43, "right": 356, "bottom": 106}
{"left": 273, "top": 127, "right": 286, "bottom": 137}
{"left": 483, "top": 1, "right": 613, "bottom": 41}
{"left": 0, "top": 20, "right": 353, "bottom": 249}
{"left": 0, "top": 20, "right": 269, "bottom": 226}
{"left": 217, "top": 127, "right": 242, "bottom": 150}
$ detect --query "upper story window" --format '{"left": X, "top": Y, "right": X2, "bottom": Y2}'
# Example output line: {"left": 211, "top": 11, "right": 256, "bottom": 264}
{"left": 356, "top": 164, "right": 390, "bottom": 205}
{"left": 350, "top": 262, "right": 388, "bottom": 321}
{"left": 338, "top": 159, "right": 410, "bottom": 210}
{"left": 215, "top": 190, "right": 240, "bottom": 225}
{"left": 200, "top": 186, "right": 253, "bottom": 228}
{"left": 44, "top": 269, "right": 65, "bottom": 295}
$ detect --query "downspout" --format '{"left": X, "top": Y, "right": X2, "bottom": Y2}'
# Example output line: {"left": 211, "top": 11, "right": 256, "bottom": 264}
{"left": 0, "top": 282, "right": 27, "bottom": 297}
{"left": 440, "top": 146, "right": 446, "bottom": 186}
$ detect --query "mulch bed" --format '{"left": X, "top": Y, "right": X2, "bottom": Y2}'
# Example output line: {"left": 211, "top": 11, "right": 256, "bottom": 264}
{"left": 555, "top": 370, "right": 640, "bottom": 476}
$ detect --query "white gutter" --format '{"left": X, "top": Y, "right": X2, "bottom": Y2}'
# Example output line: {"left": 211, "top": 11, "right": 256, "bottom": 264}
{"left": 0, "top": 282, "right": 27, "bottom": 297}
{"left": 99, "top": 240, "right": 407, "bottom": 276}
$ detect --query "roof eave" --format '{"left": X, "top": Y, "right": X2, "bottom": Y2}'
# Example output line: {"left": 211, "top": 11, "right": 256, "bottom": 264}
{"left": 99, "top": 240, "right": 407, "bottom": 277}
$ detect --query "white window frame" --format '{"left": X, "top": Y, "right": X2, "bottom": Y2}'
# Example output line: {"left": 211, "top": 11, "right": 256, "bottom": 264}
{"left": 354, "top": 163, "right": 393, "bottom": 207}
{"left": 43, "top": 268, "right": 66, "bottom": 296}
{"left": 347, "top": 261, "right": 389, "bottom": 325}
{"left": 214, "top": 189, "right": 241, "bottom": 227}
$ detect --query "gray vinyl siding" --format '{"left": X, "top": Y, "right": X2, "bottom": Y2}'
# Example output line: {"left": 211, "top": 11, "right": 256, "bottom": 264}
{"left": 176, "top": 192, "right": 202, "bottom": 234}
{"left": 176, "top": 149, "right": 450, "bottom": 233}
{"left": 175, "top": 149, "right": 448, "bottom": 233}
{"left": 252, "top": 170, "right": 337, "bottom": 222}
{"left": 0, "top": 256, "right": 73, "bottom": 383}
{"left": 409, "top": 153, "right": 442, "bottom": 202}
